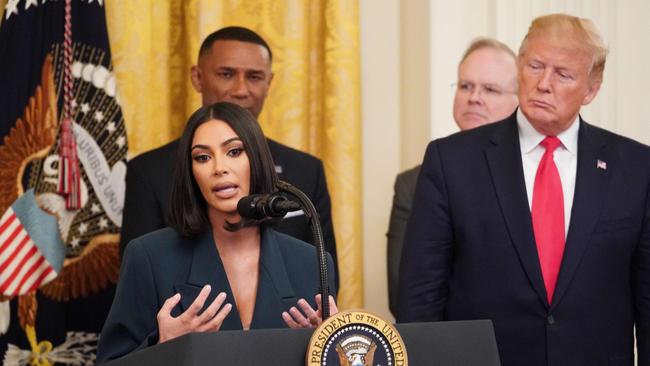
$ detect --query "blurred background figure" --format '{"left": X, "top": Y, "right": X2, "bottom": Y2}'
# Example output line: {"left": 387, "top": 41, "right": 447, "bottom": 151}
{"left": 386, "top": 37, "right": 518, "bottom": 316}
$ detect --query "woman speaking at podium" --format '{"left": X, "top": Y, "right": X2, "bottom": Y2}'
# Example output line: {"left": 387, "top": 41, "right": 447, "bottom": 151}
{"left": 97, "top": 102, "right": 337, "bottom": 363}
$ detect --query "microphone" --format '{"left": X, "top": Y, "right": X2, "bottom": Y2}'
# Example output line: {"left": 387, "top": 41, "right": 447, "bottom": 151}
{"left": 275, "top": 180, "right": 331, "bottom": 319}
{"left": 237, "top": 193, "right": 301, "bottom": 220}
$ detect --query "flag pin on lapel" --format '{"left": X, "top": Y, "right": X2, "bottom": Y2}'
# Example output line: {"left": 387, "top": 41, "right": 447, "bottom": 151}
{"left": 596, "top": 159, "right": 607, "bottom": 170}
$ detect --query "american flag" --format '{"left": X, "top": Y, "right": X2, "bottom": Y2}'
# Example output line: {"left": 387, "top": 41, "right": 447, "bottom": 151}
{"left": 0, "top": 190, "right": 64, "bottom": 297}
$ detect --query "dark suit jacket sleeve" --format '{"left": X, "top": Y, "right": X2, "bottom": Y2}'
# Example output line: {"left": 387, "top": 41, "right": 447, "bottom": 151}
{"left": 386, "top": 168, "right": 418, "bottom": 316}
{"left": 97, "top": 239, "right": 160, "bottom": 363}
{"left": 312, "top": 159, "right": 338, "bottom": 281}
{"left": 119, "top": 159, "right": 164, "bottom": 259}
{"left": 636, "top": 183, "right": 650, "bottom": 363}
{"left": 397, "top": 141, "right": 453, "bottom": 323}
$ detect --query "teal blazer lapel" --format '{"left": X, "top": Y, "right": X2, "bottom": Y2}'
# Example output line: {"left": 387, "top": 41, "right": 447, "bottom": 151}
{"left": 250, "top": 227, "right": 297, "bottom": 329}
{"left": 174, "top": 228, "right": 243, "bottom": 330}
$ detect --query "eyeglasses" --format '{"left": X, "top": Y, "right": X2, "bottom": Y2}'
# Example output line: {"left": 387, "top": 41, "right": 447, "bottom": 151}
{"left": 453, "top": 81, "right": 516, "bottom": 99}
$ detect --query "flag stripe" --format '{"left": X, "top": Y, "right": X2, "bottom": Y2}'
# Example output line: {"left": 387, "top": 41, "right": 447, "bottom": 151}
{"left": 0, "top": 216, "right": 22, "bottom": 257}
{"left": 6, "top": 247, "right": 44, "bottom": 293}
{"left": 26, "top": 265, "right": 55, "bottom": 294}
{"left": 15, "top": 255, "right": 46, "bottom": 294}
{"left": 0, "top": 211, "right": 17, "bottom": 233}
{"left": 0, "top": 244, "right": 37, "bottom": 293}
{"left": 0, "top": 231, "right": 30, "bottom": 275}
{"left": 19, "top": 257, "right": 50, "bottom": 293}
{"left": 0, "top": 228, "right": 27, "bottom": 271}
{"left": 0, "top": 225, "right": 26, "bottom": 265}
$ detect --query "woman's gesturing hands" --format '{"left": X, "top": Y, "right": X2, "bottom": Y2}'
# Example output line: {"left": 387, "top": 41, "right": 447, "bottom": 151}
{"left": 157, "top": 286, "right": 338, "bottom": 340}
{"left": 282, "top": 294, "right": 338, "bottom": 329}
{"left": 157, "top": 285, "right": 232, "bottom": 343}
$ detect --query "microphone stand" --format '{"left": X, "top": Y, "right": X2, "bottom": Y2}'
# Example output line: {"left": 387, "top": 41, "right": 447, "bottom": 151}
{"left": 275, "top": 180, "right": 330, "bottom": 320}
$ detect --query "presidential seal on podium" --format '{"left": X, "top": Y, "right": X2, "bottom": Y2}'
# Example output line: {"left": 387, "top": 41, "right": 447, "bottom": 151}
{"left": 306, "top": 310, "right": 407, "bottom": 366}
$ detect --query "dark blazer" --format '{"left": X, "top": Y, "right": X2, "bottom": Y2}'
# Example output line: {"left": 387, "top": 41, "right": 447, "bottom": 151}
{"left": 97, "top": 226, "right": 336, "bottom": 363}
{"left": 119, "top": 138, "right": 338, "bottom": 279}
{"left": 386, "top": 165, "right": 420, "bottom": 316}
{"left": 397, "top": 113, "right": 650, "bottom": 366}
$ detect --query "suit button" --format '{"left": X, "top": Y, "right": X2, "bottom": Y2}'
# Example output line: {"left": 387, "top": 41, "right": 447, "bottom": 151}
{"left": 547, "top": 315, "right": 555, "bottom": 325}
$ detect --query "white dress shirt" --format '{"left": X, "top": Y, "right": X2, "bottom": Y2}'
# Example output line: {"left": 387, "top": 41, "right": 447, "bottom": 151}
{"left": 517, "top": 108, "right": 579, "bottom": 237}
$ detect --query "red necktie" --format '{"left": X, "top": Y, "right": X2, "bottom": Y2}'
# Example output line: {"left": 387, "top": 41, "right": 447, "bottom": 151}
{"left": 532, "top": 136, "right": 565, "bottom": 304}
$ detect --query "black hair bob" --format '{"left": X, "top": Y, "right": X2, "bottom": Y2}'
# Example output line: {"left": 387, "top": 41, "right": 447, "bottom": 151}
{"left": 168, "top": 102, "right": 278, "bottom": 237}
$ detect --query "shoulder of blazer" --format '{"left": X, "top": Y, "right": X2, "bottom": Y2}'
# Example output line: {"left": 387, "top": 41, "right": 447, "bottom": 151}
{"left": 266, "top": 138, "right": 323, "bottom": 171}
{"left": 396, "top": 165, "right": 421, "bottom": 189}
{"left": 264, "top": 227, "right": 318, "bottom": 256}
{"left": 128, "top": 227, "right": 193, "bottom": 260}
{"left": 263, "top": 227, "right": 329, "bottom": 272}
{"left": 263, "top": 227, "right": 335, "bottom": 290}
{"left": 426, "top": 117, "right": 510, "bottom": 161}
{"left": 580, "top": 118, "right": 650, "bottom": 153}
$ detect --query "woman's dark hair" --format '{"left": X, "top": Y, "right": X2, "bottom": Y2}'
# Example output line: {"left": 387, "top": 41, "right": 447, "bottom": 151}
{"left": 168, "top": 102, "right": 278, "bottom": 237}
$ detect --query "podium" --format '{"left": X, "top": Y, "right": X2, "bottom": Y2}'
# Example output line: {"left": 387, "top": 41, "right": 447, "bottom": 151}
{"left": 103, "top": 320, "right": 500, "bottom": 365}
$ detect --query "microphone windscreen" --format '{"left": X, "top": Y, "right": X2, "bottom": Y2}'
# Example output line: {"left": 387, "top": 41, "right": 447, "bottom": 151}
{"left": 266, "top": 195, "right": 300, "bottom": 217}
{"left": 237, "top": 195, "right": 263, "bottom": 219}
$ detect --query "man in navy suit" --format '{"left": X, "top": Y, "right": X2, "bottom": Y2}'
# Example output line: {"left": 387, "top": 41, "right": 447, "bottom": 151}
{"left": 398, "top": 14, "right": 650, "bottom": 365}
{"left": 120, "top": 27, "right": 338, "bottom": 279}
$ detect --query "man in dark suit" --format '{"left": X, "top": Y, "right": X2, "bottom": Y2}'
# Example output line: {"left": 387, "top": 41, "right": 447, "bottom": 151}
{"left": 120, "top": 26, "right": 338, "bottom": 277}
{"left": 398, "top": 14, "right": 650, "bottom": 365}
{"left": 386, "top": 38, "right": 518, "bottom": 316}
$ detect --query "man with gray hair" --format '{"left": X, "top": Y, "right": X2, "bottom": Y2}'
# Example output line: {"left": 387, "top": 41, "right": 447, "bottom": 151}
{"left": 398, "top": 14, "right": 650, "bottom": 365}
{"left": 386, "top": 37, "right": 518, "bottom": 316}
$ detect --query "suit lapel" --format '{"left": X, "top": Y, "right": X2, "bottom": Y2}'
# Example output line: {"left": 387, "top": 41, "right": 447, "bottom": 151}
{"left": 550, "top": 120, "right": 611, "bottom": 309}
{"left": 485, "top": 116, "right": 549, "bottom": 308}
{"left": 174, "top": 229, "right": 243, "bottom": 330}
{"left": 250, "top": 228, "right": 297, "bottom": 328}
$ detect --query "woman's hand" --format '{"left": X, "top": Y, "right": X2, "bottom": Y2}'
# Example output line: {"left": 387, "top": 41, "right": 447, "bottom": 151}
{"left": 282, "top": 294, "right": 338, "bottom": 328}
{"left": 157, "top": 285, "right": 232, "bottom": 343}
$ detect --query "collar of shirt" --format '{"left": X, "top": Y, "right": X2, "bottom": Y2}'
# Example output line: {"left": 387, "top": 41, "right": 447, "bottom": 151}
{"left": 516, "top": 108, "right": 579, "bottom": 156}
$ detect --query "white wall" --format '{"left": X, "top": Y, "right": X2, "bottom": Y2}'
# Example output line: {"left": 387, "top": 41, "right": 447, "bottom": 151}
{"left": 360, "top": 0, "right": 400, "bottom": 320}
{"left": 400, "top": 0, "right": 432, "bottom": 170}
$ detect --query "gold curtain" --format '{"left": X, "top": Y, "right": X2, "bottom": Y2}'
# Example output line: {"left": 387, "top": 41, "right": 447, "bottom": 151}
{"left": 104, "top": 0, "right": 363, "bottom": 309}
